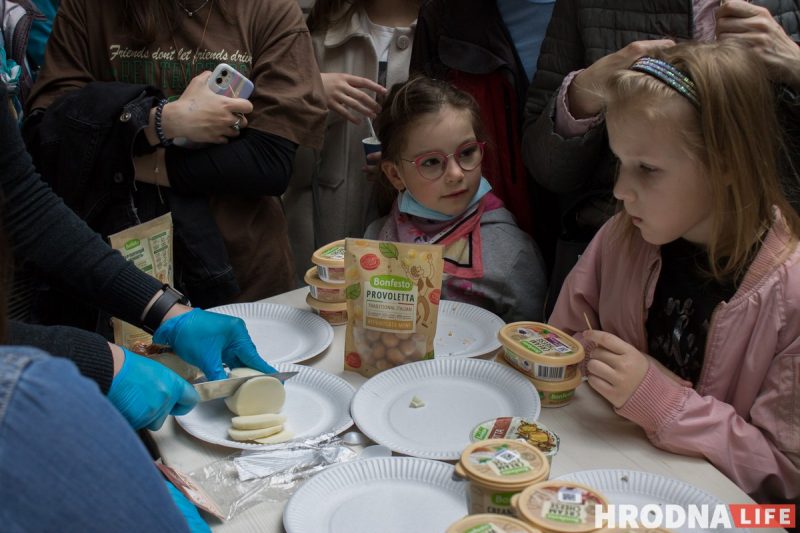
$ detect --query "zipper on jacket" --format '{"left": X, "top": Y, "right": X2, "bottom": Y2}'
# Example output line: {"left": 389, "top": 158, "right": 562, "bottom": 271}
{"left": 695, "top": 303, "right": 721, "bottom": 393}
{"left": 640, "top": 258, "right": 660, "bottom": 349}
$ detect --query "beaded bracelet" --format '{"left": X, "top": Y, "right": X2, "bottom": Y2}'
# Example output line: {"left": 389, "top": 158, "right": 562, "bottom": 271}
{"left": 154, "top": 98, "right": 173, "bottom": 147}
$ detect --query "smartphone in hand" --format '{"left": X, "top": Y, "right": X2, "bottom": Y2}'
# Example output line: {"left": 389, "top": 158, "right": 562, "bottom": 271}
{"left": 173, "top": 64, "right": 254, "bottom": 148}
{"left": 208, "top": 63, "right": 254, "bottom": 99}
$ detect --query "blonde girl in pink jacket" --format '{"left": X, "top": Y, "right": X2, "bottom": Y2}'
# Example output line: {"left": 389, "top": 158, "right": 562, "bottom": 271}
{"left": 550, "top": 41, "right": 800, "bottom": 503}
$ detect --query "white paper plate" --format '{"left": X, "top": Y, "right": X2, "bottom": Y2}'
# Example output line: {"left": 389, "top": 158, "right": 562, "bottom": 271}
{"left": 435, "top": 300, "right": 504, "bottom": 358}
{"left": 209, "top": 302, "right": 333, "bottom": 365}
{"left": 351, "top": 358, "right": 540, "bottom": 460}
{"left": 175, "top": 364, "right": 354, "bottom": 449}
{"left": 284, "top": 457, "right": 467, "bottom": 533}
{"left": 556, "top": 469, "right": 745, "bottom": 533}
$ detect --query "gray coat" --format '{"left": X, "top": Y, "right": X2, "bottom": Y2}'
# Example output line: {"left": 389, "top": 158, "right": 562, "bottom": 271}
{"left": 366, "top": 207, "right": 548, "bottom": 323}
{"left": 522, "top": 0, "right": 800, "bottom": 196}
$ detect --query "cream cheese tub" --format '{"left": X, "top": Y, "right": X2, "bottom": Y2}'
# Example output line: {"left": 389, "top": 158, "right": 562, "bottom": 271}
{"left": 471, "top": 417, "right": 560, "bottom": 464}
{"left": 495, "top": 354, "right": 582, "bottom": 408}
{"left": 446, "top": 513, "right": 543, "bottom": 533}
{"left": 511, "top": 480, "right": 609, "bottom": 533}
{"left": 498, "top": 323, "right": 584, "bottom": 383}
{"left": 304, "top": 267, "right": 347, "bottom": 302}
{"left": 305, "top": 293, "right": 347, "bottom": 325}
{"left": 311, "top": 239, "right": 346, "bottom": 284}
{"left": 455, "top": 439, "right": 550, "bottom": 516}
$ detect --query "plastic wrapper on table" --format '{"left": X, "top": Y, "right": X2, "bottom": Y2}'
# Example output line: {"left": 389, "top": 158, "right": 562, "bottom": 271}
{"left": 185, "top": 434, "right": 358, "bottom": 521}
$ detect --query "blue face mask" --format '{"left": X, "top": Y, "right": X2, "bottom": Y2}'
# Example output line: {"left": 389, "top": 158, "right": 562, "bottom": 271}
{"left": 398, "top": 177, "right": 493, "bottom": 221}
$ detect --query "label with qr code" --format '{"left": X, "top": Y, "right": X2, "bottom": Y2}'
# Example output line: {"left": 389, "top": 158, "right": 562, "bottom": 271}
{"left": 558, "top": 487, "right": 584, "bottom": 504}
{"left": 487, "top": 449, "right": 532, "bottom": 477}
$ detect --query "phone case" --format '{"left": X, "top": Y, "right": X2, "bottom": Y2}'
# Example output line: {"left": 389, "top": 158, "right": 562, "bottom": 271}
{"left": 208, "top": 63, "right": 254, "bottom": 99}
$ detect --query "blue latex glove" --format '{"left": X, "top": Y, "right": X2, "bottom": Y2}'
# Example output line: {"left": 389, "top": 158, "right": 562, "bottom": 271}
{"left": 153, "top": 308, "right": 277, "bottom": 381}
{"left": 164, "top": 480, "right": 211, "bottom": 533}
{"left": 108, "top": 349, "right": 199, "bottom": 430}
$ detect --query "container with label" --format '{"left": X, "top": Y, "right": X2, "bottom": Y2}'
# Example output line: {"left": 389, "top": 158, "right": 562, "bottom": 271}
{"left": 455, "top": 439, "right": 550, "bottom": 516}
{"left": 471, "top": 417, "right": 560, "bottom": 464}
{"left": 306, "top": 293, "right": 348, "bottom": 325}
{"left": 511, "top": 480, "right": 609, "bottom": 533}
{"left": 495, "top": 354, "right": 582, "bottom": 408}
{"left": 304, "top": 267, "right": 347, "bottom": 302}
{"left": 446, "top": 513, "right": 543, "bottom": 533}
{"left": 312, "top": 239, "right": 346, "bottom": 284}
{"left": 498, "top": 323, "right": 584, "bottom": 383}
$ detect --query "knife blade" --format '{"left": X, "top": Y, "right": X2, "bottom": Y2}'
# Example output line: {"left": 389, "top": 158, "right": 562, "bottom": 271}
{"left": 193, "top": 372, "right": 298, "bottom": 402}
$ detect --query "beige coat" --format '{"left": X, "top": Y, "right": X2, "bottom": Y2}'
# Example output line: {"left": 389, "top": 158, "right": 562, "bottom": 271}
{"left": 284, "top": 7, "right": 415, "bottom": 281}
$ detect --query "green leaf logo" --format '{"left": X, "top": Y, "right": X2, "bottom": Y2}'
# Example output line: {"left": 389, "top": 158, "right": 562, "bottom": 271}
{"left": 379, "top": 242, "right": 399, "bottom": 259}
{"left": 345, "top": 283, "right": 361, "bottom": 300}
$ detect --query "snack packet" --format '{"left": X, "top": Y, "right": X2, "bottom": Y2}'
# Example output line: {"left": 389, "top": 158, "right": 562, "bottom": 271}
{"left": 108, "top": 214, "right": 200, "bottom": 381}
{"left": 343, "top": 238, "right": 444, "bottom": 377}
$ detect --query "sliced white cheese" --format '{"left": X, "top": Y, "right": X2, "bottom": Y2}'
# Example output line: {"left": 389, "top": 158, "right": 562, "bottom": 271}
{"left": 224, "top": 376, "right": 285, "bottom": 416}
{"left": 409, "top": 395, "right": 425, "bottom": 408}
{"left": 231, "top": 413, "right": 286, "bottom": 430}
{"left": 228, "top": 424, "right": 283, "bottom": 442}
{"left": 254, "top": 429, "right": 295, "bottom": 444}
{"left": 228, "top": 367, "right": 266, "bottom": 379}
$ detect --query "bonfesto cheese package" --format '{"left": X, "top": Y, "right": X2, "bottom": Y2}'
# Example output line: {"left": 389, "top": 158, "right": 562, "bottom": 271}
{"left": 343, "top": 238, "right": 444, "bottom": 377}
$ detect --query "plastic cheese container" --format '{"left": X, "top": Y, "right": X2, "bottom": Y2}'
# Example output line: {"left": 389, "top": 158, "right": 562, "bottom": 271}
{"left": 454, "top": 439, "right": 550, "bottom": 516}
{"left": 306, "top": 293, "right": 348, "bottom": 325}
{"left": 304, "top": 266, "right": 347, "bottom": 302}
{"left": 446, "top": 513, "right": 543, "bottom": 533}
{"left": 496, "top": 354, "right": 583, "bottom": 408}
{"left": 498, "top": 323, "right": 584, "bottom": 383}
{"left": 471, "top": 417, "right": 560, "bottom": 465}
{"left": 511, "top": 480, "right": 609, "bottom": 533}
{"left": 311, "top": 239, "right": 346, "bottom": 284}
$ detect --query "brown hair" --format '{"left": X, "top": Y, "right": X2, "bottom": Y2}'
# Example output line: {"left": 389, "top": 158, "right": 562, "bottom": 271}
{"left": 120, "top": 0, "right": 233, "bottom": 45}
{"left": 375, "top": 76, "right": 486, "bottom": 164}
{"left": 605, "top": 41, "right": 800, "bottom": 282}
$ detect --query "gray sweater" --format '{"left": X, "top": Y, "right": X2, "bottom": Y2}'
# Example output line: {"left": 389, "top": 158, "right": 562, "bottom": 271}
{"left": 366, "top": 207, "right": 547, "bottom": 322}
{"left": 1, "top": 86, "right": 162, "bottom": 393}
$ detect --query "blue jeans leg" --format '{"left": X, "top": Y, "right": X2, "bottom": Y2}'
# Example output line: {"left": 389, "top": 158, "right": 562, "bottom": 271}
{"left": 0, "top": 347, "right": 190, "bottom": 532}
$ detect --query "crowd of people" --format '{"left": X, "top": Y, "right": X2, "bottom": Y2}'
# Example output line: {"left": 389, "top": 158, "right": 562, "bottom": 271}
{"left": 1, "top": 0, "right": 798, "bottom": 529}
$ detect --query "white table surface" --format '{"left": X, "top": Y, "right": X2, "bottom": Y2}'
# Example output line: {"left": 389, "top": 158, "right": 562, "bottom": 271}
{"left": 150, "top": 287, "right": 778, "bottom": 532}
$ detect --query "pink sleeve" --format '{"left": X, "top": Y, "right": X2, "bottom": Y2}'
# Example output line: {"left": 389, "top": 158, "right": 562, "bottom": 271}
{"left": 553, "top": 70, "right": 605, "bottom": 138}
{"left": 548, "top": 219, "right": 610, "bottom": 337}
{"left": 617, "top": 359, "right": 800, "bottom": 502}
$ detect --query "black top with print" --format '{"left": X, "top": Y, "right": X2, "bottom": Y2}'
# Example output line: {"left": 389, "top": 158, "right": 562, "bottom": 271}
{"left": 645, "top": 239, "right": 738, "bottom": 385}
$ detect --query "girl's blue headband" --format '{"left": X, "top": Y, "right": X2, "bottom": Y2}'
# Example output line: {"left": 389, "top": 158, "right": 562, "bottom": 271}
{"left": 629, "top": 56, "right": 700, "bottom": 108}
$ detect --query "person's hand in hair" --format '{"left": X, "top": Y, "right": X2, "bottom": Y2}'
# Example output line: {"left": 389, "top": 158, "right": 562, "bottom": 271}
{"left": 717, "top": 0, "right": 800, "bottom": 90}
{"left": 320, "top": 72, "right": 386, "bottom": 124}
{"left": 107, "top": 346, "right": 199, "bottom": 430}
{"left": 568, "top": 39, "right": 676, "bottom": 119}
{"left": 157, "top": 71, "right": 254, "bottom": 144}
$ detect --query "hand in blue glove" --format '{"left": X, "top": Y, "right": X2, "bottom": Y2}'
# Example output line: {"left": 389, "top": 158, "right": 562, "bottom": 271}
{"left": 153, "top": 308, "right": 277, "bottom": 381}
{"left": 108, "top": 349, "right": 199, "bottom": 430}
{"left": 164, "top": 480, "right": 211, "bottom": 533}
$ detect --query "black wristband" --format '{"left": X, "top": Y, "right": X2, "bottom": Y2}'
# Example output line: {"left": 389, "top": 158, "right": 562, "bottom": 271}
{"left": 154, "top": 99, "right": 173, "bottom": 147}
{"left": 142, "top": 285, "right": 189, "bottom": 334}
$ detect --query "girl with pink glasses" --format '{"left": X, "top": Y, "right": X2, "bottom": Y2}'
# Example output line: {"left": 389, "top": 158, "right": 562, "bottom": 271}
{"left": 365, "top": 77, "right": 547, "bottom": 322}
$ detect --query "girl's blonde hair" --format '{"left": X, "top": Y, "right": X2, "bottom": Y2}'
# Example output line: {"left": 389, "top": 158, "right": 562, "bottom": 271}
{"left": 605, "top": 41, "right": 800, "bottom": 281}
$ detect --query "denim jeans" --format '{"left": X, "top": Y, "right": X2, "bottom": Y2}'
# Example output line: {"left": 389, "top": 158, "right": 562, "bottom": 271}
{"left": 0, "top": 347, "right": 189, "bottom": 532}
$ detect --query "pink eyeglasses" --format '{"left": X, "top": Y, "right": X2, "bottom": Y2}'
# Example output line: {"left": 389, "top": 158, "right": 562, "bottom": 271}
{"left": 400, "top": 141, "right": 486, "bottom": 181}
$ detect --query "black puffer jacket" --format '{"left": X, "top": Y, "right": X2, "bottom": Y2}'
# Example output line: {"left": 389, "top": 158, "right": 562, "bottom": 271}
{"left": 522, "top": 0, "right": 800, "bottom": 196}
